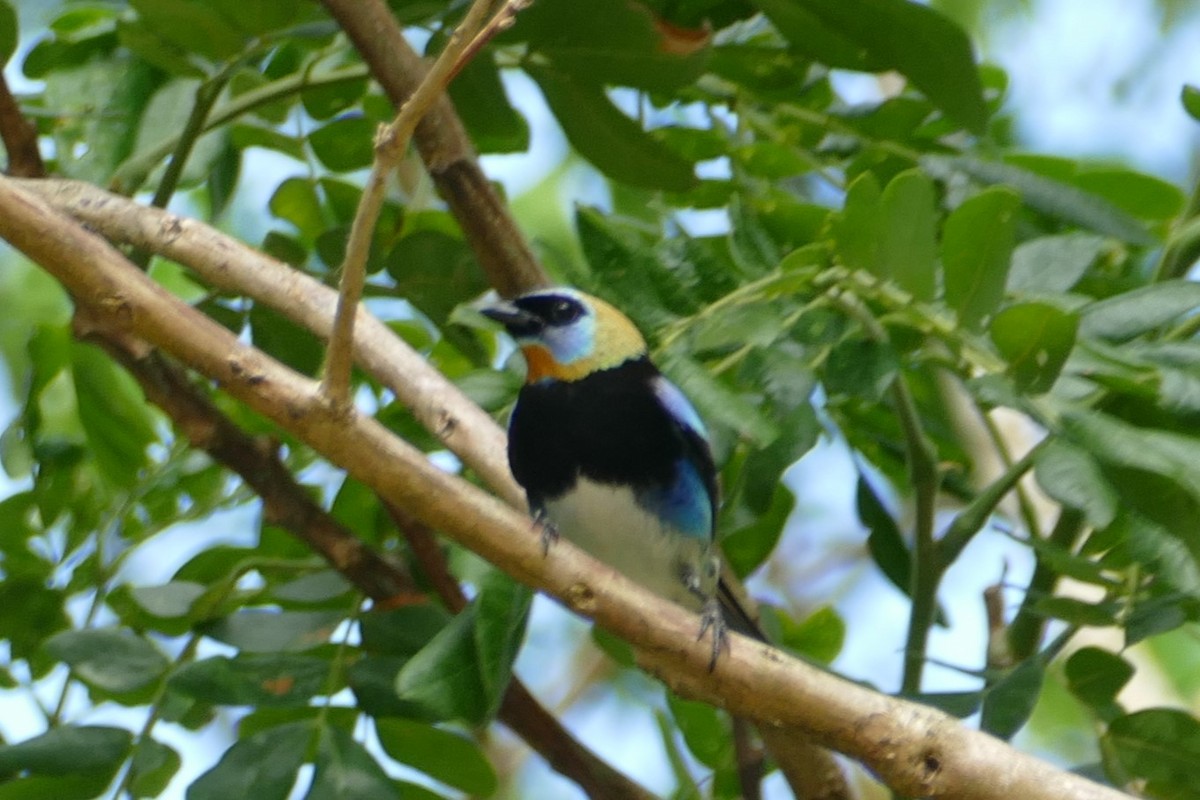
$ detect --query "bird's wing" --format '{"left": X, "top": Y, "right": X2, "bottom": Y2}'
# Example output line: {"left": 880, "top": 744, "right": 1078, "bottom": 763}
{"left": 650, "top": 375, "right": 719, "bottom": 534}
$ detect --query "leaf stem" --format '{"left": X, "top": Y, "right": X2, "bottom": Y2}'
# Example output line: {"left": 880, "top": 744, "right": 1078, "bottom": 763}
{"left": 1006, "top": 508, "right": 1086, "bottom": 662}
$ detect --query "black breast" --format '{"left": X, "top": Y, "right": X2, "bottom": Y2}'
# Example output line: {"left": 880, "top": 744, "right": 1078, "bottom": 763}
{"left": 508, "top": 358, "right": 700, "bottom": 509}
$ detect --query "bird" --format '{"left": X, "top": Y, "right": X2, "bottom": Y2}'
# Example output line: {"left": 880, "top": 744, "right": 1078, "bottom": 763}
{"left": 481, "top": 287, "right": 762, "bottom": 666}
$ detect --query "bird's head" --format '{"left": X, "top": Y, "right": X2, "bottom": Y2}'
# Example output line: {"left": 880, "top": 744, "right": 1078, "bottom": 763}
{"left": 482, "top": 288, "right": 646, "bottom": 382}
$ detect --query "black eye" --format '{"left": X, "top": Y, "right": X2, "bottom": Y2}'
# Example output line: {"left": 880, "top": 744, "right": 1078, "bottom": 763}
{"left": 546, "top": 299, "right": 582, "bottom": 325}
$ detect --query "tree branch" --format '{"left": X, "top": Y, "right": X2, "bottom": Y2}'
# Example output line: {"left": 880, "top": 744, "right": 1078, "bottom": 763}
{"left": 0, "top": 174, "right": 1133, "bottom": 800}
{"left": 0, "top": 72, "right": 44, "bottom": 178}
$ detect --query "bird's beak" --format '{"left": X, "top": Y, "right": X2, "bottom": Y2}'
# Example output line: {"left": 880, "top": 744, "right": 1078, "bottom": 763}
{"left": 480, "top": 301, "right": 543, "bottom": 337}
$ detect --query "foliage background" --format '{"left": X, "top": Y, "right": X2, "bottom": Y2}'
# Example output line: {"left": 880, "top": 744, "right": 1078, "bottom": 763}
{"left": 1, "top": 0, "right": 1199, "bottom": 798}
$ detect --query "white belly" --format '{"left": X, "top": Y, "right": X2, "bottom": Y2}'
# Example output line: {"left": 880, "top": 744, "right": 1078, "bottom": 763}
{"left": 544, "top": 477, "right": 718, "bottom": 610}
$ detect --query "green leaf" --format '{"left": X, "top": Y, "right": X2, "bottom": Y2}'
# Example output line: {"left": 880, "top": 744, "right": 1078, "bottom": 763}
{"left": 1065, "top": 647, "right": 1133, "bottom": 717}
{"left": 44, "top": 628, "right": 169, "bottom": 695}
{"left": 269, "top": 177, "right": 326, "bottom": 240}
{"left": 128, "top": 738, "right": 181, "bottom": 799}
{"left": 1007, "top": 232, "right": 1109, "bottom": 295}
{"left": 169, "top": 654, "right": 332, "bottom": 706}
{"left": 71, "top": 342, "right": 157, "bottom": 487}
{"left": 386, "top": 229, "right": 484, "bottom": 327}
{"left": 1032, "top": 596, "right": 1120, "bottom": 627}
{"left": 765, "top": 0, "right": 986, "bottom": 133}
{"left": 780, "top": 605, "right": 845, "bottom": 664}
{"left": 394, "top": 607, "right": 488, "bottom": 723}
{"left": 130, "top": 580, "right": 207, "bottom": 619}
{"left": 273, "top": 571, "right": 353, "bottom": 606}
{"left": 447, "top": 48, "right": 529, "bottom": 154}
{"left": 358, "top": 605, "right": 452, "bottom": 657}
{"left": 308, "top": 116, "right": 375, "bottom": 172}
{"left": 823, "top": 337, "right": 898, "bottom": 400}
{"left": 1063, "top": 411, "right": 1200, "bottom": 506}
{"left": 305, "top": 727, "right": 399, "bottom": 800}
{"left": 528, "top": 64, "right": 696, "bottom": 191}
{"left": 1074, "top": 168, "right": 1185, "bottom": 221}
{"left": 1184, "top": 84, "right": 1200, "bottom": 123}
{"left": 989, "top": 302, "right": 1078, "bottom": 393}
{"left": 1079, "top": 281, "right": 1200, "bottom": 342}
{"left": 980, "top": 659, "right": 1043, "bottom": 740}
{"left": 250, "top": 303, "right": 323, "bottom": 376}
{"left": 473, "top": 570, "right": 531, "bottom": 716}
{"left": 1033, "top": 439, "right": 1118, "bottom": 529}
{"left": 129, "top": 0, "right": 244, "bottom": 62}
{"left": 208, "top": 0, "right": 301, "bottom": 35}
{"left": 722, "top": 483, "right": 795, "bottom": 577}
{"left": 200, "top": 610, "right": 345, "bottom": 653}
{"left": 513, "top": 0, "right": 709, "bottom": 93}
{"left": 832, "top": 172, "right": 883, "bottom": 275}
{"left": 0, "top": 726, "right": 131, "bottom": 776}
{"left": 667, "top": 693, "right": 731, "bottom": 769}
{"left": 187, "top": 721, "right": 310, "bottom": 800}
{"left": 878, "top": 169, "right": 937, "bottom": 300}
{"left": 0, "top": 577, "right": 70, "bottom": 665}
{"left": 942, "top": 187, "right": 1019, "bottom": 329}
{"left": 1105, "top": 709, "right": 1200, "bottom": 789}
{"left": 0, "top": 0, "right": 17, "bottom": 64}
{"left": 658, "top": 351, "right": 778, "bottom": 447}
{"left": 923, "top": 155, "right": 1155, "bottom": 245}
{"left": 374, "top": 719, "right": 497, "bottom": 796}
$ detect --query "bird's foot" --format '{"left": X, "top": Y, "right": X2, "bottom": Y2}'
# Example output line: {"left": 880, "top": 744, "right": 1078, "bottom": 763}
{"left": 699, "top": 597, "right": 731, "bottom": 671}
{"left": 532, "top": 509, "right": 559, "bottom": 556}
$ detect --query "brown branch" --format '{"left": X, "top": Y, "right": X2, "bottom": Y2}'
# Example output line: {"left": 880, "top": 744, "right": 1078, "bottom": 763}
{"left": 319, "top": 0, "right": 549, "bottom": 297}
{"left": 0, "top": 73, "right": 45, "bottom": 178}
{"left": 0, "top": 175, "right": 1134, "bottom": 800}
{"left": 13, "top": 178, "right": 522, "bottom": 509}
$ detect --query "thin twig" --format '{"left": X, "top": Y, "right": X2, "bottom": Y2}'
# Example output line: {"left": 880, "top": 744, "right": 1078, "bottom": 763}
{"left": 321, "top": 0, "right": 530, "bottom": 407}
{"left": 0, "top": 72, "right": 44, "bottom": 177}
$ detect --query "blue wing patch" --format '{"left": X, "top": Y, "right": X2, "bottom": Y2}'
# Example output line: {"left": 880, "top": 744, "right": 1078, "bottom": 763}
{"left": 651, "top": 376, "right": 709, "bottom": 440}
{"left": 637, "top": 457, "right": 713, "bottom": 541}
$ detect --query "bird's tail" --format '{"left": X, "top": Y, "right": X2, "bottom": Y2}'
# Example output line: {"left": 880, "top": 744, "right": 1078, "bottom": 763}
{"left": 717, "top": 577, "right": 769, "bottom": 642}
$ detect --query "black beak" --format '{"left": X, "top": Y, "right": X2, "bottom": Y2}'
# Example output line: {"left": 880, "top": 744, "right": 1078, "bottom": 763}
{"left": 481, "top": 302, "right": 543, "bottom": 337}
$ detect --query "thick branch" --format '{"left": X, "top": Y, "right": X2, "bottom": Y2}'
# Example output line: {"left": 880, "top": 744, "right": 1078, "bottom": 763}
{"left": 0, "top": 175, "right": 1132, "bottom": 800}
{"left": 14, "top": 177, "right": 521, "bottom": 509}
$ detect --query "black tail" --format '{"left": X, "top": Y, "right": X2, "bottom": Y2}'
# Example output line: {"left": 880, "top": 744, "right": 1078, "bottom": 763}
{"left": 717, "top": 578, "right": 768, "bottom": 643}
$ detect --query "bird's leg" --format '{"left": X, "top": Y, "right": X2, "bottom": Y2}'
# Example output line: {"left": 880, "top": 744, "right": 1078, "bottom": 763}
{"left": 532, "top": 507, "right": 559, "bottom": 556}
{"left": 699, "top": 597, "right": 730, "bottom": 671}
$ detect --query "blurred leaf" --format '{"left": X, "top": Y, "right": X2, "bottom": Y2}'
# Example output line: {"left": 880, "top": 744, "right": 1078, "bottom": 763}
{"left": 386, "top": 229, "right": 484, "bottom": 326}
{"left": 472, "top": 569, "right": 531, "bottom": 716}
{"left": 1074, "top": 169, "right": 1184, "bottom": 221}
{"left": 308, "top": 116, "right": 375, "bottom": 172}
{"left": 44, "top": 628, "right": 168, "bottom": 695}
{"left": 878, "top": 169, "right": 937, "bottom": 300}
{"left": 1032, "top": 596, "right": 1120, "bottom": 627}
{"left": 274, "top": 571, "right": 353, "bottom": 606}
{"left": 908, "top": 691, "right": 982, "bottom": 718}
{"left": 980, "top": 659, "right": 1043, "bottom": 740}
{"left": 269, "top": 177, "right": 326, "bottom": 240}
{"left": 723, "top": 483, "right": 794, "bottom": 577}
{"left": 923, "top": 155, "right": 1155, "bottom": 245}
{"left": 1184, "top": 84, "right": 1200, "bottom": 122}
{"left": 514, "top": 0, "right": 709, "bottom": 93}
{"left": 0, "top": 0, "right": 16, "bottom": 64}
{"left": 832, "top": 171, "right": 883, "bottom": 275}
{"left": 667, "top": 694, "right": 730, "bottom": 769}
{"left": 763, "top": 0, "right": 986, "bottom": 132}
{"left": 359, "top": 606, "right": 452, "bottom": 657}
{"left": 0, "top": 726, "right": 131, "bottom": 776}
{"left": 780, "top": 605, "right": 845, "bottom": 664}
{"left": 200, "top": 610, "right": 345, "bottom": 653}
{"left": 1033, "top": 439, "right": 1118, "bottom": 530}
{"left": 447, "top": 48, "right": 529, "bottom": 154}
{"left": 824, "top": 338, "right": 898, "bottom": 400}
{"left": 208, "top": 0, "right": 301, "bottom": 35}
{"left": 250, "top": 303, "right": 323, "bottom": 376}
{"left": 375, "top": 718, "right": 497, "bottom": 795}
{"left": 528, "top": 64, "right": 696, "bottom": 191}
{"left": 1105, "top": 709, "right": 1200, "bottom": 790}
{"left": 129, "top": 0, "right": 243, "bottom": 61}
{"left": 170, "top": 654, "right": 331, "bottom": 706}
{"left": 942, "top": 187, "right": 1019, "bottom": 329}
{"left": 128, "top": 738, "right": 181, "bottom": 799}
{"left": 989, "top": 302, "right": 1077, "bottom": 393}
{"left": 71, "top": 342, "right": 156, "bottom": 487}
{"left": 187, "top": 721, "right": 310, "bottom": 800}
{"left": 306, "top": 726, "right": 399, "bottom": 800}
{"left": 1008, "top": 233, "right": 1109, "bottom": 295}
{"left": 0, "top": 577, "right": 70, "bottom": 666}
{"left": 1065, "top": 647, "right": 1133, "bottom": 718}
{"left": 394, "top": 606, "right": 488, "bottom": 723}
{"left": 1079, "top": 281, "right": 1200, "bottom": 342}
